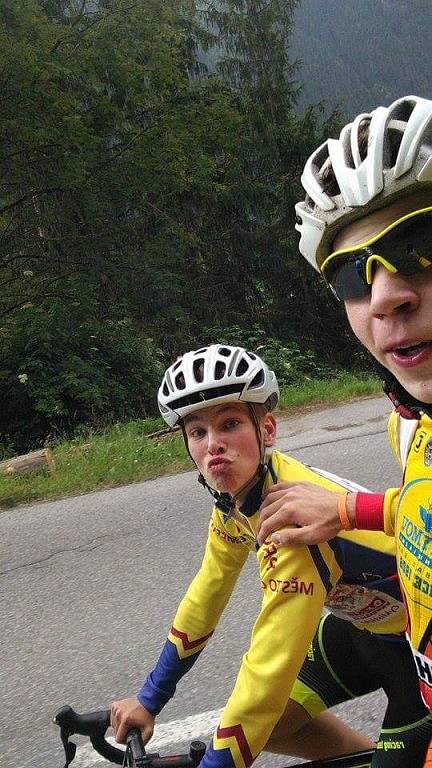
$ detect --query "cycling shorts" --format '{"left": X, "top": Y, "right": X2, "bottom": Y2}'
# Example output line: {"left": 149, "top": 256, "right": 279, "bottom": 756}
{"left": 290, "top": 613, "right": 432, "bottom": 767}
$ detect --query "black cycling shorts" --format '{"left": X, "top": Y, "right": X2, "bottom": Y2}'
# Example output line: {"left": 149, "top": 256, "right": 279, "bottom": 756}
{"left": 290, "top": 613, "right": 432, "bottom": 767}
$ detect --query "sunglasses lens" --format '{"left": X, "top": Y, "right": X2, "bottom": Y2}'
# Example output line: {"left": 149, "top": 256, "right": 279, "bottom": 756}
{"left": 329, "top": 260, "right": 371, "bottom": 301}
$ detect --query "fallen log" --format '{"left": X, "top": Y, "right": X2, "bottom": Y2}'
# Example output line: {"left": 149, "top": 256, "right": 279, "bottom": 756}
{"left": 147, "top": 425, "right": 180, "bottom": 440}
{"left": 0, "top": 448, "right": 55, "bottom": 476}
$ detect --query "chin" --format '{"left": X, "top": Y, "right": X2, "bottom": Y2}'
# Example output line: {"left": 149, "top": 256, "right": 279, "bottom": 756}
{"left": 402, "top": 379, "right": 432, "bottom": 405}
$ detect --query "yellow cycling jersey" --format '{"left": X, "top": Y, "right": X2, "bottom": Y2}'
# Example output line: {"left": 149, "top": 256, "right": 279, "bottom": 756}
{"left": 139, "top": 450, "right": 405, "bottom": 768}
{"left": 384, "top": 409, "right": 432, "bottom": 709}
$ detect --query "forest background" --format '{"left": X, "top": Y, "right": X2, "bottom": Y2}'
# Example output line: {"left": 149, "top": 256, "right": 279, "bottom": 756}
{"left": 2, "top": 0, "right": 432, "bottom": 459}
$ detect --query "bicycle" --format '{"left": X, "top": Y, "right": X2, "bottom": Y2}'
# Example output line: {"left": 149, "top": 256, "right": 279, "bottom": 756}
{"left": 53, "top": 704, "right": 374, "bottom": 768}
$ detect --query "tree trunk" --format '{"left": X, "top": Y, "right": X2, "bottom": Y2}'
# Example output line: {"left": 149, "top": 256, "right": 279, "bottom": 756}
{"left": 0, "top": 449, "right": 54, "bottom": 476}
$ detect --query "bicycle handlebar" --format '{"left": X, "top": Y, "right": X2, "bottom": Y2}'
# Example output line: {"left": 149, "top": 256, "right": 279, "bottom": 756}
{"left": 53, "top": 704, "right": 374, "bottom": 768}
{"left": 53, "top": 704, "right": 207, "bottom": 767}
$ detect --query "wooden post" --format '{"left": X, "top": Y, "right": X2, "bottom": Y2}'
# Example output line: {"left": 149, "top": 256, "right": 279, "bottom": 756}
{"left": 0, "top": 448, "right": 54, "bottom": 476}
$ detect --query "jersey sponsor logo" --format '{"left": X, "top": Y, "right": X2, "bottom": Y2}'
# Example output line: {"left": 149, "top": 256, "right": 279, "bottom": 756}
{"left": 409, "top": 642, "right": 432, "bottom": 710}
{"left": 420, "top": 503, "right": 432, "bottom": 533}
{"left": 399, "top": 514, "right": 432, "bottom": 567}
{"left": 425, "top": 438, "right": 432, "bottom": 467}
{"left": 325, "top": 584, "right": 403, "bottom": 625}
{"left": 261, "top": 576, "right": 314, "bottom": 595}
{"left": 376, "top": 739, "right": 405, "bottom": 752}
{"left": 413, "top": 430, "right": 427, "bottom": 453}
{"left": 211, "top": 523, "right": 248, "bottom": 545}
{"left": 262, "top": 541, "right": 278, "bottom": 570}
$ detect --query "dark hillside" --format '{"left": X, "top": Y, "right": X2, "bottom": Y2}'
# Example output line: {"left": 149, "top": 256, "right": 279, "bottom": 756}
{"left": 292, "top": 0, "right": 432, "bottom": 117}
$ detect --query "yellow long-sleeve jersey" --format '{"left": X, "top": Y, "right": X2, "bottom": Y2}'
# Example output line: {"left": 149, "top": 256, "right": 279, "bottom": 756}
{"left": 138, "top": 450, "right": 405, "bottom": 768}
{"left": 381, "top": 409, "right": 432, "bottom": 709}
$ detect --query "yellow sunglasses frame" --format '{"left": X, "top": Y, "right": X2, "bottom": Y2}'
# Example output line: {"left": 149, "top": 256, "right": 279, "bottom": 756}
{"left": 321, "top": 205, "right": 432, "bottom": 286}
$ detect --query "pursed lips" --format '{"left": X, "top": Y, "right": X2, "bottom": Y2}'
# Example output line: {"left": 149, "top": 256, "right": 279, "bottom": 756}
{"left": 207, "top": 457, "right": 232, "bottom": 470}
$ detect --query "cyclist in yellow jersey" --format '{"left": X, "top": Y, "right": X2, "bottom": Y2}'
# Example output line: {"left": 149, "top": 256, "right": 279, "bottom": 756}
{"left": 256, "top": 96, "right": 432, "bottom": 730}
{"left": 110, "top": 345, "right": 431, "bottom": 767}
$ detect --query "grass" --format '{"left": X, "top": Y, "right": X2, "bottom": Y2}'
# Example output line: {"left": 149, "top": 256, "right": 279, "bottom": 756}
{"left": 0, "top": 372, "right": 381, "bottom": 510}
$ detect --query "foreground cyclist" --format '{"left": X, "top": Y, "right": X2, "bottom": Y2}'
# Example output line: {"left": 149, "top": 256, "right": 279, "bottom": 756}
{"left": 257, "top": 95, "right": 432, "bottom": 720}
{"left": 110, "top": 344, "right": 430, "bottom": 767}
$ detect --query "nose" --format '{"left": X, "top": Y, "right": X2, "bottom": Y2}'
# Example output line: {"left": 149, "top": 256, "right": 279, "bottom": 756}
{"left": 207, "top": 427, "right": 225, "bottom": 454}
{"left": 369, "top": 264, "right": 420, "bottom": 318}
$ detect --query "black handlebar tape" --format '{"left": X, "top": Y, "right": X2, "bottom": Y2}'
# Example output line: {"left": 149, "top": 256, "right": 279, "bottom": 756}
{"left": 54, "top": 705, "right": 111, "bottom": 736}
{"left": 54, "top": 705, "right": 125, "bottom": 765}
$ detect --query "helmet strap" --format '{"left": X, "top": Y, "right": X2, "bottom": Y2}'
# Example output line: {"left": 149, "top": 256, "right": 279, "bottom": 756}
{"left": 371, "top": 358, "right": 432, "bottom": 419}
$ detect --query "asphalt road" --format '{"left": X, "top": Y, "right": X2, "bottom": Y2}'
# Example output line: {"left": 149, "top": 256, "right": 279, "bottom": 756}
{"left": 1, "top": 395, "right": 398, "bottom": 768}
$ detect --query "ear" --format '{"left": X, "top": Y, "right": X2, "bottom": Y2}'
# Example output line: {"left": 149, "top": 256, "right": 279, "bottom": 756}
{"left": 262, "top": 413, "right": 277, "bottom": 447}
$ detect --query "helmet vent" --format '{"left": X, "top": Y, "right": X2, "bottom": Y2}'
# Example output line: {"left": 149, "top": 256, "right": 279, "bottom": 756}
{"left": 193, "top": 358, "right": 204, "bottom": 382}
{"left": 175, "top": 372, "right": 186, "bottom": 390}
{"left": 215, "top": 361, "right": 226, "bottom": 380}
{"left": 391, "top": 100, "right": 416, "bottom": 125}
{"left": 249, "top": 370, "right": 264, "bottom": 389}
{"left": 219, "top": 347, "right": 231, "bottom": 356}
{"left": 235, "top": 358, "right": 249, "bottom": 376}
{"left": 162, "top": 382, "right": 169, "bottom": 396}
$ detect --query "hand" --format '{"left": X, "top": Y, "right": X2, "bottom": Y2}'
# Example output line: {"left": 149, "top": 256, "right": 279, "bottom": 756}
{"left": 110, "top": 697, "right": 155, "bottom": 744}
{"left": 256, "top": 481, "right": 354, "bottom": 546}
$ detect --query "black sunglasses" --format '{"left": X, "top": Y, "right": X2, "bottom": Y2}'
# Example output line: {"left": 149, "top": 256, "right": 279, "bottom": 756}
{"left": 321, "top": 207, "right": 432, "bottom": 301}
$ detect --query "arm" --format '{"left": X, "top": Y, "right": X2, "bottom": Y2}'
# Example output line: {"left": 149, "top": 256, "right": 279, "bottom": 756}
{"left": 138, "top": 511, "right": 249, "bottom": 713}
{"left": 112, "top": 510, "right": 249, "bottom": 743}
{"left": 199, "top": 538, "right": 336, "bottom": 768}
{"left": 256, "top": 481, "right": 400, "bottom": 546}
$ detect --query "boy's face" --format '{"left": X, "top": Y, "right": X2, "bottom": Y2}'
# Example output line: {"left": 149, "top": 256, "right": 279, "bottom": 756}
{"left": 333, "top": 194, "right": 432, "bottom": 404}
{"left": 184, "top": 402, "right": 276, "bottom": 496}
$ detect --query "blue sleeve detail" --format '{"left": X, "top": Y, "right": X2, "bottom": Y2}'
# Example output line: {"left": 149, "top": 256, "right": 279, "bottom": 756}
{"left": 137, "top": 638, "right": 202, "bottom": 715}
{"left": 199, "top": 744, "right": 236, "bottom": 768}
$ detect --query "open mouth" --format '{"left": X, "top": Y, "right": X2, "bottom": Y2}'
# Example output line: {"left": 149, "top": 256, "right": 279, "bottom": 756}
{"left": 393, "top": 342, "right": 431, "bottom": 357}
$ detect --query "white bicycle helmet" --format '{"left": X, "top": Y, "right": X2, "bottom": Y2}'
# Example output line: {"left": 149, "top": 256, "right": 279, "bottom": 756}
{"left": 158, "top": 344, "right": 279, "bottom": 427}
{"left": 295, "top": 94, "right": 432, "bottom": 272}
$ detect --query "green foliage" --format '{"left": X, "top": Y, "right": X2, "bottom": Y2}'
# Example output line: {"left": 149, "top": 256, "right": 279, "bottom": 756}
{"left": 0, "top": 299, "right": 164, "bottom": 455}
{"left": 0, "top": 0, "right": 357, "bottom": 453}
{"left": 201, "top": 323, "right": 334, "bottom": 384}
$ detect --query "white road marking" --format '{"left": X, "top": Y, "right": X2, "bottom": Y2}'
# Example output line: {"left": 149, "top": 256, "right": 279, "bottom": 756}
{"left": 74, "top": 708, "right": 222, "bottom": 766}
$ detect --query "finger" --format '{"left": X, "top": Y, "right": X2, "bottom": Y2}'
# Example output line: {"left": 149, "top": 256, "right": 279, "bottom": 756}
{"left": 262, "top": 481, "right": 290, "bottom": 493}
{"left": 271, "top": 525, "right": 322, "bottom": 546}
{"left": 262, "top": 483, "right": 291, "bottom": 506}
{"left": 257, "top": 507, "right": 297, "bottom": 544}
{"left": 258, "top": 495, "right": 291, "bottom": 527}
{"left": 143, "top": 725, "right": 154, "bottom": 745}
{"left": 115, "top": 722, "right": 127, "bottom": 744}
{"left": 257, "top": 502, "right": 294, "bottom": 540}
{"left": 110, "top": 704, "right": 118, "bottom": 731}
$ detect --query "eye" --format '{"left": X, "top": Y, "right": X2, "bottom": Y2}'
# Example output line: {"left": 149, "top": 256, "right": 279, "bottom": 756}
{"left": 224, "top": 418, "right": 240, "bottom": 430}
{"left": 187, "top": 426, "right": 206, "bottom": 440}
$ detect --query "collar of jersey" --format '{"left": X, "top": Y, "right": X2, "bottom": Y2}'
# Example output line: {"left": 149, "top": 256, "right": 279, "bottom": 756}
{"left": 239, "top": 458, "right": 276, "bottom": 517}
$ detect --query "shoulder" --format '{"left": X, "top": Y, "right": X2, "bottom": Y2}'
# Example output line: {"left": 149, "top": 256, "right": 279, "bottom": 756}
{"left": 270, "top": 450, "right": 369, "bottom": 493}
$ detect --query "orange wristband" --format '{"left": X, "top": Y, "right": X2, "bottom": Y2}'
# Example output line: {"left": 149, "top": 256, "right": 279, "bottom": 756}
{"left": 338, "top": 491, "right": 354, "bottom": 531}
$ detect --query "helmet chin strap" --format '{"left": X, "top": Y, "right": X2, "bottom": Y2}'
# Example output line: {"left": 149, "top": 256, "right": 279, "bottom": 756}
{"left": 371, "top": 358, "right": 432, "bottom": 419}
{"left": 182, "top": 404, "right": 270, "bottom": 520}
